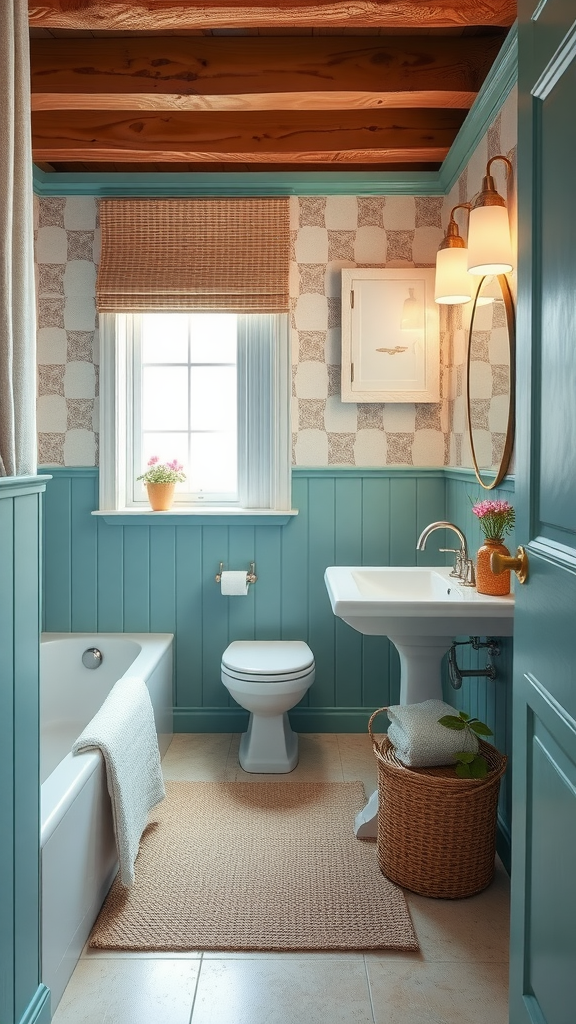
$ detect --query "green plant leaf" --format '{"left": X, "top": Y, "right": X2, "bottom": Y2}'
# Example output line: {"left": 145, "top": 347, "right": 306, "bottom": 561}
{"left": 469, "top": 720, "right": 494, "bottom": 737}
{"left": 468, "top": 755, "right": 489, "bottom": 778}
{"left": 454, "top": 751, "right": 475, "bottom": 764}
{"left": 459, "top": 711, "right": 471, "bottom": 721}
{"left": 455, "top": 762, "right": 472, "bottom": 778}
{"left": 438, "top": 715, "right": 466, "bottom": 731}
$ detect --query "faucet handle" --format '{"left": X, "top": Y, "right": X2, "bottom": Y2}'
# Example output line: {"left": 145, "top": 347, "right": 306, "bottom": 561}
{"left": 439, "top": 548, "right": 463, "bottom": 578}
{"left": 462, "top": 558, "right": 476, "bottom": 587}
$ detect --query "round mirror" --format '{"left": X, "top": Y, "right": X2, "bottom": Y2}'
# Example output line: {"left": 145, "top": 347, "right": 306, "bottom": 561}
{"left": 466, "top": 274, "right": 515, "bottom": 489}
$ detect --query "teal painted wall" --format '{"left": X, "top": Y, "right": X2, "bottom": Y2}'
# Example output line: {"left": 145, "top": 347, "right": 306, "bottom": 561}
{"left": 41, "top": 464, "right": 515, "bottom": 860}
{"left": 42, "top": 466, "right": 449, "bottom": 731}
{"left": 0, "top": 478, "right": 51, "bottom": 1024}
{"left": 444, "top": 468, "right": 515, "bottom": 868}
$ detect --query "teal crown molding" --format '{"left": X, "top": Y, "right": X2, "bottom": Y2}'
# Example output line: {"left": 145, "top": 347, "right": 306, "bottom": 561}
{"left": 32, "top": 24, "right": 517, "bottom": 200}
{"left": 32, "top": 167, "right": 442, "bottom": 198}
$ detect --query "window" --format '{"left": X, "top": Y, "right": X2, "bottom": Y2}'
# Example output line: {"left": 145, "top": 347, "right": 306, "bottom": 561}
{"left": 99, "top": 310, "right": 291, "bottom": 514}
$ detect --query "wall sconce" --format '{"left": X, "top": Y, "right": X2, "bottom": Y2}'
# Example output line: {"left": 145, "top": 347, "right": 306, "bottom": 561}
{"left": 434, "top": 154, "right": 514, "bottom": 305}
{"left": 467, "top": 155, "right": 514, "bottom": 275}
{"left": 434, "top": 204, "right": 472, "bottom": 305}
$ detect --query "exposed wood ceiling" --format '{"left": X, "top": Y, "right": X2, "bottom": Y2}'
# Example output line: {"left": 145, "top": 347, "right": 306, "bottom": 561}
{"left": 29, "top": 1, "right": 516, "bottom": 175}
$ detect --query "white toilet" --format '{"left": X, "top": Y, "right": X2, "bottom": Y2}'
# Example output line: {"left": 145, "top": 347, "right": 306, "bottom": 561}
{"left": 221, "top": 640, "right": 315, "bottom": 773}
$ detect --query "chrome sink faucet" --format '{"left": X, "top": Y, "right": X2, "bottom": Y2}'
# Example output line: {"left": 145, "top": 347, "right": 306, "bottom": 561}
{"left": 416, "top": 521, "right": 476, "bottom": 587}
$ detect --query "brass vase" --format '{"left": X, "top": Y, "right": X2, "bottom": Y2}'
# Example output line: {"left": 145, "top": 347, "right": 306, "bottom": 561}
{"left": 476, "top": 537, "right": 511, "bottom": 596}
{"left": 146, "top": 482, "right": 175, "bottom": 511}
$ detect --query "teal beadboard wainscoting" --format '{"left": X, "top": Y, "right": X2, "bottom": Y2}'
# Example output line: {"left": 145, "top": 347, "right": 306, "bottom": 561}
{"left": 0, "top": 477, "right": 51, "bottom": 1024}
{"left": 41, "top": 464, "right": 515, "bottom": 865}
{"left": 42, "top": 466, "right": 449, "bottom": 730}
{"left": 444, "top": 468, "right": 515, "bottom": 869}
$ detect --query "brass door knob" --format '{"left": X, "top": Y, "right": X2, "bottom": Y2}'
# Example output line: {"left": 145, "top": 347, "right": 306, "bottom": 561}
{"left": 490, "top": 545, "right": 529, "bottom": 584}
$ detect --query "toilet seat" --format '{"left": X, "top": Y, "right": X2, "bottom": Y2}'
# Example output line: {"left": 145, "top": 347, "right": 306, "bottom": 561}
{"left": 222, "top": 640, "right": 314, "bottom": 677}
{"left": 221, "top": 664, "right": 314, "bottom": 685}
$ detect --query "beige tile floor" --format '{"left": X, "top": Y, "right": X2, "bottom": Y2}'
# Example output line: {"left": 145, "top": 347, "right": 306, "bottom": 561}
{"left": 53, "top": 733, "right": 510, "bottom": 1024}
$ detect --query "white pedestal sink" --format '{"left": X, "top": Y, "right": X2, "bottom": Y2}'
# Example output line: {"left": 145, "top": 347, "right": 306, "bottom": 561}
{"left": 324, "top": 565, "right": 514, "bottom": 836}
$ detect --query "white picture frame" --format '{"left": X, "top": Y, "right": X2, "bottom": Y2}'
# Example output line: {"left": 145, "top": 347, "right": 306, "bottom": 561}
{"left": 340, "top": 268, "right": 440, "bottom": 403}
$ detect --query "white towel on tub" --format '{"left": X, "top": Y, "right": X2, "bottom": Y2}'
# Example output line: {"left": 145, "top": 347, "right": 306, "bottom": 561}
{"left": 72, "top": 676, "right": 165, "bottom": 888}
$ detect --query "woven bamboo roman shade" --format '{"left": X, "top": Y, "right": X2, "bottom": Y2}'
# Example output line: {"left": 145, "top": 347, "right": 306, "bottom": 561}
{"left": 96, "top": 198, "right": 290, "bottom": 312}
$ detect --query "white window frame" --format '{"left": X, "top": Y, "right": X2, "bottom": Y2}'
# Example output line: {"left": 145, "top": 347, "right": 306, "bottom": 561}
{"left": 132, "top": 313, "right": 239, "bottom": 506}
{"left": 98, "top": 311, "right": 292, "bottom": 515}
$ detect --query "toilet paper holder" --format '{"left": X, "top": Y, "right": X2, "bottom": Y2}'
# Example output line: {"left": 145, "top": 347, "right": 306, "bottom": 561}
{"left": 215, "top": 562, "right": 257, "bottom": 586}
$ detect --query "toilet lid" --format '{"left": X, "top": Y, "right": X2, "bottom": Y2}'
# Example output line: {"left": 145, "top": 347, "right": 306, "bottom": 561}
{"left": 222, "top": 640, "right": 314, "bottom": 675}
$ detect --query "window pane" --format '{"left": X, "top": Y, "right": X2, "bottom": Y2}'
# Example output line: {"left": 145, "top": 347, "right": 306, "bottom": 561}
{"left": 189, "top": 313, "right": 237, "bottom": 364}
{"left": 142, "top": 366, "right": 188, "bottom": 430}
{"left": 142, "top": 313, "right": 188, "bottom": 363}
{"left": 190, "top": 366, "right": 236, "bottom": 432}
{"left": 188, "top": 433, "right": 237, "bottom": 494}
{"left": 141, "top": 433, "right": 189, "bottom": 490}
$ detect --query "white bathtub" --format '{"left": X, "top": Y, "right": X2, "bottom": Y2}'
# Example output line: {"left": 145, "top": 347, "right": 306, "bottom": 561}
{"left": 40, "top": 632, "right": 173, "bottom": 1011}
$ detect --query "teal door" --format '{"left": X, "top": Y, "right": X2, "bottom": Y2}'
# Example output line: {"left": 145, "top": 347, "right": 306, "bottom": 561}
{"left": 510, "top": 4, "right": 576, "bottom": 1023}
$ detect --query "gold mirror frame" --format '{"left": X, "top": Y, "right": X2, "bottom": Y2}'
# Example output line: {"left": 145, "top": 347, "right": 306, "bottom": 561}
{"left": 466, "top": 274, "right": 516, "bottom": 490}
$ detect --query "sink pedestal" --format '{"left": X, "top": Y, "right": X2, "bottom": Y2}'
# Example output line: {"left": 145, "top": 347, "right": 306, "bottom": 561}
{"left": 354, "top": 633, "right": 453, "bottom": 838}
{"left": 390, "top": 635, "right": 453, "bottom": 705}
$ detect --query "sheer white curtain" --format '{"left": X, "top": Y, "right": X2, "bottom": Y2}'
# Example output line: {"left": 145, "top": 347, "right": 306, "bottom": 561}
{"left": 0, "top": 1, "right": 36, "bottom": 476}
{"left": 237, "top": 314, "right": 291, "bottom": 510}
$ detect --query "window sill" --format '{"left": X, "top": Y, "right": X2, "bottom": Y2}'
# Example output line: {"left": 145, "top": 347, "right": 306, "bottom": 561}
{"left": 92, "top": 508, "right": 298, "bottom": 527}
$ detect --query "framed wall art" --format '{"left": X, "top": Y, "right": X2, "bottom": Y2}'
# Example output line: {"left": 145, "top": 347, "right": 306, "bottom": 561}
{"left": 340, "top": 268, "right": 439, "bottom": 403}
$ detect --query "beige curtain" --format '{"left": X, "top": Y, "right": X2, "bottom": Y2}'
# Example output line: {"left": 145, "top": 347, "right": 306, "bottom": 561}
{"left": 0, "top": 1, "right": 36, "bottom": 476}
{"left": 96, "top": 198, "right": 290, "bottom": 312}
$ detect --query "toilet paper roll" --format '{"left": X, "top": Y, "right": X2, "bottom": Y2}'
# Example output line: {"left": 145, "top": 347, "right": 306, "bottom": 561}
{"left": 220, "top": 570, "right": 249, "bottom": 596}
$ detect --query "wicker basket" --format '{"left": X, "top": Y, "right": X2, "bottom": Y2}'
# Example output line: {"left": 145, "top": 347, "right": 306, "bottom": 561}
{"left": 368, "top": 708, "right": 507, "bottom": 899}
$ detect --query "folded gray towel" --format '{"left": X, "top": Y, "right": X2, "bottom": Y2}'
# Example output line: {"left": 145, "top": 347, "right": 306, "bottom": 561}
{"left": 387, "top": 699, "right": 479, "bottom": 768}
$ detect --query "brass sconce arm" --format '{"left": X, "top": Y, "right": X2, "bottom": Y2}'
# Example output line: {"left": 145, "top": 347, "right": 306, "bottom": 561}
{"left": 473, "top": 156, "right": 513, "bottom": 210}
{"left": 438, "top": 203, "right": 471, "bottom": 251}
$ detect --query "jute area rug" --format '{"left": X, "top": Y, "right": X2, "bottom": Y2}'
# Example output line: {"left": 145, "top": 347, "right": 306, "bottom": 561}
{"left": 89, "top": 780, "right": 418, "bottom": 952}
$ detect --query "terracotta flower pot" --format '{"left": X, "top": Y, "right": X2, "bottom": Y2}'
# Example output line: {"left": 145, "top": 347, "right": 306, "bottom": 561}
{"left": 146, "top": 482, "right": 175, "bottom": 511}
{"left": 476, "top": 537, "right": 511, "bottom": 596}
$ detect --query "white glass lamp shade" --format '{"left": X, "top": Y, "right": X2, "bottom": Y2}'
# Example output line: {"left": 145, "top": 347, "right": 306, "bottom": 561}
{"left": 467, "top": 205, "right": 514, "bottom": 275}
{"left": 434, "top": 246, "right": 472, "bottom": 304}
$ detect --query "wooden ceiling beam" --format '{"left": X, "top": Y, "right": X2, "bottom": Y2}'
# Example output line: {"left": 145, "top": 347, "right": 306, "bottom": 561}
{"left": 31, "top": 90, "right": 476, "bottom": 113}
{"left": 31, "top": 108, "right": 462, "bottom": 161}
{"left": 28, "top": 0, "right": 516, "bottom": 31}
{"left": 32, "top": 148, "right": 450, "bottom": 164}
{"left": 30, "top": 35, "right": 502, "bottom": 111}
{"left": 45, "top": 161, "right": 443, "bottom": 172}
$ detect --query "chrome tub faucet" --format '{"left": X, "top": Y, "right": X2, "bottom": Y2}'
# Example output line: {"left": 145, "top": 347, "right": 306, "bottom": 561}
{"left": 416, "top": 521, "right": 476, "bottom": 587}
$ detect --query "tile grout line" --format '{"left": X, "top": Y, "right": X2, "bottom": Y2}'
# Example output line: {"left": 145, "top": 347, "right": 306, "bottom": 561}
{"left": 363, "top": 955, "right": 378, "bottom": 1024}
{"left": 187, "top": 952, "right": 204, "bottom": 1024}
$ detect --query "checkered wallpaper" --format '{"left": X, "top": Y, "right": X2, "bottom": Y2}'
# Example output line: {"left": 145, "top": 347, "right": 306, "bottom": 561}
{"left": 35, "top": 88, "right": 516, "bottom": 469}
{"left": 35, "top": 194, "right": 100, "bottom": 466}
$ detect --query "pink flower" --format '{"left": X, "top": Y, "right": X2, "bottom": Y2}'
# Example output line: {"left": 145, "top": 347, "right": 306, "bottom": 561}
{"left": 471, "top": 498, "right": 515, "bottom": 540}
{"left": 147, "top": 455, "right": 159, "bottom": 466}
{"left": 472, "top": 500, "right": 513, "bottom": 519}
